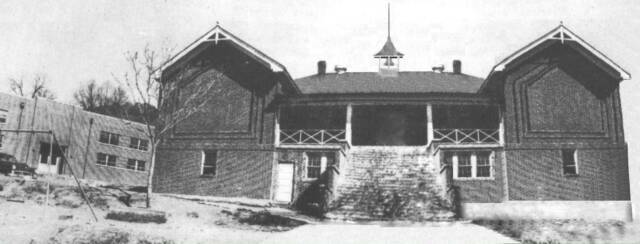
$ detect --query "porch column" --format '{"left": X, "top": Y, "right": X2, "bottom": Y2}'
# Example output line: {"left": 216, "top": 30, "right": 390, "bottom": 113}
{"left": 274, "top": 108, "right": 280, "bottom": 146}
{"left": 345, "top": 104, "right": 353, "bottom": 145}
{"left": 499, "top": 109, "right": 505, "bottom": 145}
{"left": 426, "top": 103, "right": 434, "bottom": 145}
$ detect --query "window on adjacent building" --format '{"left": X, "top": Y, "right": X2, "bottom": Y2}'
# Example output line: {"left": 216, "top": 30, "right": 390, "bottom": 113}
{"left": 0, "top": 134, "right": 4, "bottom": 148}
{"left": 0, "top": 109, "right": 7, "bottom": 124}
{"left": 127, "top": 159, "right": 146, "bottom": 171}
{"left": 99, "top": 131, "right": 119, "bottom": 146}
{"left": 129, "top": 137, "right": 149, "bottom": 151}
{"left": 201, "top": 151, "right": 217, "bottom": 176}
{"left": 562, "top": 149, "right": 578, "bottom": 175}
{"left": 97, "top": 153, "right": 117, "bottom": 167}
{"left": 449, "top": 151, "right": 493, "bottom": 179}
{"left": 305, "top": 152, "right": 335, "bottom": 179}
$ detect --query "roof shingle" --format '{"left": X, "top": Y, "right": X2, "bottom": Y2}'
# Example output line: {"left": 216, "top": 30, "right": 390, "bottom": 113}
{"left": 294, "top": 72, "right": 485, "bottom": 94}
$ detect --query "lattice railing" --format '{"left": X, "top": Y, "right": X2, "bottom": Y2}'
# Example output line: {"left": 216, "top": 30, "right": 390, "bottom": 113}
{"left": 433, "top": 128, "right": 499, "bottom": 144}
{"left": 280, "top": 129, "right": 346, "bottom": 145}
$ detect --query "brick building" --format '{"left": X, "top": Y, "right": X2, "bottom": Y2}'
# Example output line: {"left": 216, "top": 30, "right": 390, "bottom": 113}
{"left": 0, "top": 93, "right": 151, "bottom": 186}
{"left": 153, "top": 22, "right": 631, "bottom": 220}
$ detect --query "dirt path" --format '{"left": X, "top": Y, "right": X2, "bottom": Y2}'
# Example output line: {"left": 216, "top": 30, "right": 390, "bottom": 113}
{"left": 0, "top": 195, "right": 283, "bottom": 244}
{"left": 260, "top": 222, "right": 519, "bottom": 244}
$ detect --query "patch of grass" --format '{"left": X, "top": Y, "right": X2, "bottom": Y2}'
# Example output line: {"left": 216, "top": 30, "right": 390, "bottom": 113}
{"left": 473, "top": 218, "right": 634, "bottom": 244}
{"left": 23, "top": 181, "right": 53, "bottom": 194}
{"left": 219, "top": 208, "right": 306, "bottom": 232}
{"left": 186, "top": 212, "right": 199, "bottom": 218}
{"left": 106, "top": 209, "right": 167, "bottom": 224}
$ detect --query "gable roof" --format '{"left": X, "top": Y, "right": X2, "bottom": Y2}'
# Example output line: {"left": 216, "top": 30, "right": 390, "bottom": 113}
{"left": 294, "top": 72, "right": 484, "bottom": 95}
{"left": 491, "top": 24, "right": 631, "bottom": 80}
{"left": 160, "top": 24, "right": 288, "bottom": 73}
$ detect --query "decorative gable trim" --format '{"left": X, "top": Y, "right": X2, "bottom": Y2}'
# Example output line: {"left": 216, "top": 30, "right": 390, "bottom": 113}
{"left": 493, "top": 24, "right": 631, "bottom": 80}
{"left": 160, "top": 24, "right": 287, "bottom": 73}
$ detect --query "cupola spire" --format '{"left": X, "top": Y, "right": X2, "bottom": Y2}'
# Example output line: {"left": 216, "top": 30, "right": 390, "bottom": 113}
{"left": 375, "top": 3, "right": 403, "bottom": 77}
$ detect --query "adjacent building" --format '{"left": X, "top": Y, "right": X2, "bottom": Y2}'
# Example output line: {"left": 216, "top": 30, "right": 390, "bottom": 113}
{"left": 153, "top": 22, "right": 631, "bottom": 220}
{"left": 0, "top": 93, "right": 151, "bottom": 186}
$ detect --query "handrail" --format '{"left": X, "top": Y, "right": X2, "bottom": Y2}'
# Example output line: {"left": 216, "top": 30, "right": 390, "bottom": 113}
{"left": 433, "top": 128, "right": 499, "bottom": 144}
{"left": 280, "top": 129, "right": 346, "bottom": 145}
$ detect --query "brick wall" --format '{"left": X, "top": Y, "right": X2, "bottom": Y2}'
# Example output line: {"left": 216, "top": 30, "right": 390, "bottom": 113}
{"left": 153, "top": 63, "right": 279, "bottom": 199}
{"left": 452, "top": 149, "right": 505, "bottom": 203}
{"left": 499, "top": 44, "right": 630, "bottom": 201}
{"left": 153, "top": 148, "right": 273, "bottom": 199}
{"left": 506, "top": 147, "right": 629, "bottom": 201}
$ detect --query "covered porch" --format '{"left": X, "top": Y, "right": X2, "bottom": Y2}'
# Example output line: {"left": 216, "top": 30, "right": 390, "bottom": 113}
{"left": 275, "top": 103, "right": 504, "bottom": 147}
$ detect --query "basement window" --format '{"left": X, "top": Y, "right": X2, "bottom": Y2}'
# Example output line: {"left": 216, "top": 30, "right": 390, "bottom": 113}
{"left": 201, "top": 151, "right": 217, "bottom": 176}
{"left": 449, "top": 151, "right": 494, "bottom": 179}
{"left": 305, "top": 152, "right": 335, "bottom": 179}
{"left": 562, "top": 149, "right": 578, "bottom": 176}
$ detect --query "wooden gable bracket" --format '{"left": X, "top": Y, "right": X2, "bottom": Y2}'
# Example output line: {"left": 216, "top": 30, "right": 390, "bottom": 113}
{"left": 493, "top": 23, "right": 631, "bottom": 80}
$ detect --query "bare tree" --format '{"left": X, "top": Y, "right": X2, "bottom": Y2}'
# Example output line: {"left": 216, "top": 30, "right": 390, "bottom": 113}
{"left": 73, "top": 80, "right": 138, "bottom": 120}
{"left": 73, "top": 80, "right": 104, "bottom": 111}
{"left": 114, "top": 44, "right": 225, "bottom": 208}
{"left": 8, "top": 73, "right": 56, "bottom": 100}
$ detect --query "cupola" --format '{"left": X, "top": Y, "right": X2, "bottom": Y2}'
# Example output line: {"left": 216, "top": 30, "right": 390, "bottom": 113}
{"left": 374, "top": 3, "right": 403, "bottom": 77}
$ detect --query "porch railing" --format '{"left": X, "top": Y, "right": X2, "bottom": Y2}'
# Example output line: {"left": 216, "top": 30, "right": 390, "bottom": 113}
{"left": 280, "top": 129, "right": 346, "bottom": 145}
{"left": 433, "top": 128, "right": 499, "bottom": 144}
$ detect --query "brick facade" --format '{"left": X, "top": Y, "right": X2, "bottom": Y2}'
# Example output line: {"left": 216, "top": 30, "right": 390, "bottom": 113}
{"left": 153, "top": 24, "right": 631, "bottom": 219}
{"left": 153, "top": 148, "right": 273, "bottom": 198}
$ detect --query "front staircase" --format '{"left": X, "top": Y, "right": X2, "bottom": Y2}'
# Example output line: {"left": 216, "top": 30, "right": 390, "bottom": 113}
{"left": 328, "top": 146, "right": 455, "bottom": 221}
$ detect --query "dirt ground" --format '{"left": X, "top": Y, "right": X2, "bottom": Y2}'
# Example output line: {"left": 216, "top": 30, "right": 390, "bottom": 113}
{"left": 0, "top": 175, "right": 304, "bottom": 244}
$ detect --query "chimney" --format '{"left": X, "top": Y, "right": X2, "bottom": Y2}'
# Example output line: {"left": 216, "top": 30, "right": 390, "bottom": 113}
{"left": 317, "top": 60, "right": 326, "bottom": 75}
{"left": 432, "top": 64, "right": 445, "bottom": 73}
{"left": 334, "top": 65, "right": 347, "bottom": 74}
{"left": 453, "top": 60, "right": 461, "bottom": 74}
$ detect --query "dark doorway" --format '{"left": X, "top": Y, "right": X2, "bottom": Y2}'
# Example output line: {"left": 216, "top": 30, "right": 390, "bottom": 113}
{"left": 352, "top": 105, "right": 427, "bottom": 145}
{"left": 39, "top": 143, "right": 67, "bottom": 174}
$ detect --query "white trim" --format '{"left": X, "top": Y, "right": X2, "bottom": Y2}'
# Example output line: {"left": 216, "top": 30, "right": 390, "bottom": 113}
{"left": 426, "top": 104, "right": 433, "bottom": 144}
{"left": 200, "top": 150, "right": 205, "bottom": 175}
{"left": 160, "top": 25, "right": 285, "bottom": 73}
{"left": 345, "top": 104, "right": 353, "bottom": 145}
{"left": 493, "top": 25, "right": 630, "bottom": 80}
{"left": 574, "top": 150, "right": 579, "bottom": 175}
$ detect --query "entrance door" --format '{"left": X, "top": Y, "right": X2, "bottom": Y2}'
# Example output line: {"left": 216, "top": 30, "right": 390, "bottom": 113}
{"left": 275, "top": 162, "right": 294, "bottom": 202}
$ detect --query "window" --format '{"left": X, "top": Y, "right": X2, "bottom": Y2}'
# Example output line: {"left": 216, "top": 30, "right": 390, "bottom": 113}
{"left": 562, "top": 149, "right": 578, "bottom": 175}
{"left": 457, "top": 153, "right": 472, "bottom": 178}
{"left": 305, "top": 152, "right": 335, "bottom": 179}
{"left": 476, "top": 152, "right": 492, "bottom": 177}
{"left": 0, "top": 134, "right": 3, "bottom": 148}
{"left": 97, "top": 153, "right": 117, "bottom": 167}
{"left": 99, "top": 131, "right": 119, "bottom": 145}
{"left": 201, "top": 151, "right": 217, "bottom": 176}
{"left": 448, "top": 151, "right": 493, "bottom": 179}
{"left": 127, "top": 159, "right": 146, "bottom": 171}
{"left": 0, "top": 109, "right": 6, "bottom": 124}
{"left": 307, "top": 153, "right": 322, "bottom": 178}
{"left": 129, "top": 137, "right": 149, "bottom": 151}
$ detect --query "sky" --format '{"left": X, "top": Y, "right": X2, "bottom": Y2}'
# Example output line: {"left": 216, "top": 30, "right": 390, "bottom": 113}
{"left": 2, "top": 0, "right": 640, "bottom": 214}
